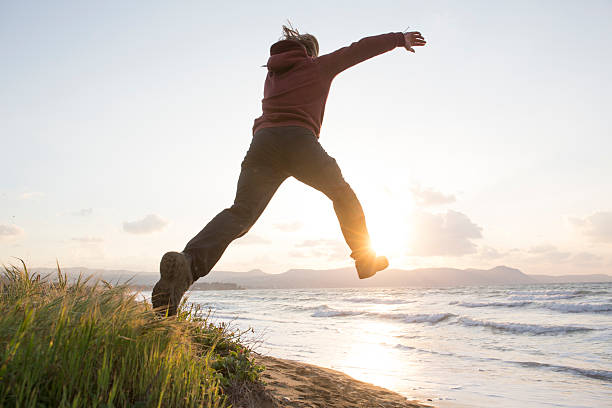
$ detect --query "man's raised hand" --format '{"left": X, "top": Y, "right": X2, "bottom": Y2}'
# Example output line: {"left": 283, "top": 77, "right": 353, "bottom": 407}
{"left": 404, "top": 31, "right": 426, "bottom": 53}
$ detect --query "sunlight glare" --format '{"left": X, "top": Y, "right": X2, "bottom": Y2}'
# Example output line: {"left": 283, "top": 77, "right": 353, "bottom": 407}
{"left": 338, "top": 320, "right": 420, "bottom": 392}
{"left": 367, "top": 195, "right": 413, "bottom": 259}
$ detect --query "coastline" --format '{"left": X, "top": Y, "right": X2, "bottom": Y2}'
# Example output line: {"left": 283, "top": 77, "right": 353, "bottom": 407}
{"left": 254, "top": 354, "right": 433, "bottom": 408}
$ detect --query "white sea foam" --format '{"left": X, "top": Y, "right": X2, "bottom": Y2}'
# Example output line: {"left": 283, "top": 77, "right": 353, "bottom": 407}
{"left": 458, "top": 317, "right": 594, "bottom": 335}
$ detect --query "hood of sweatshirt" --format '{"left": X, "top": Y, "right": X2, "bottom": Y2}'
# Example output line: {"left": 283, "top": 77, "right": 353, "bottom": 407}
{"left": 265, "top": 40, "right": 309, "bottom": 73}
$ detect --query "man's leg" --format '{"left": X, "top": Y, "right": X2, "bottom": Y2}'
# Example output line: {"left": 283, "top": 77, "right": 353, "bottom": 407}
{"left": 153, "top": 144, "right": 286, "bottom": 315}
{"left": 287, "top": 134, "right": 388, "bottom": 278}
{"left": 184, "top": 164, "right": 287, "bottom": 279}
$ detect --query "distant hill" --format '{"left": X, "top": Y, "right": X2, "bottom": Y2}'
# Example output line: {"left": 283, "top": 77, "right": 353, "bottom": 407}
{"left": 200, "top": 265, "right": 540, "bottom": 288}
{"left": 29, "top": 267, "right": 161, "bottom": 286}
{"left": 28, "top": 265, "right": 612, "bottom": 289}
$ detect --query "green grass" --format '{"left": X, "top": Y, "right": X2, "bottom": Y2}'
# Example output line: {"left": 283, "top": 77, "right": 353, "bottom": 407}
{"left": 0, "top": 262, "right": 264, "bottom": 408}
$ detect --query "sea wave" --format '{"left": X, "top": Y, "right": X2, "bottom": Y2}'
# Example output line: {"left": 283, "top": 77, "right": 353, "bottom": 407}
{"left": 452, "top": 300, "right": 612, "bottom": 314}
{"left": 310, "top": 305, "right": 363, "bottom": 318}
{"left": 453, "top": 301, "right": 533, "bottom": 308}
{"left": 508, "top": 294, "right": 580, "bottom": 301}
{"left": 391, "top": 342, "right": 612, "bottom": 382}
{"left": 374, "top": 312, "right": 455, "bottom": 324}
{"left": 507, "top": 289, "right": 579, "bottom": 296}
{"left": 392, "top": 343, "right": 456, "bottom": 357}
{"left": 574, "top": 290, "right": 609, "bottom": 296}
{"left": 513, "top": 361, "right": 612, "bottom": 382}
{"left": 507, "top": 289, "right": 606, "bottom": 297}
{"left": 309, "top": 305, "right": 455, "bottom": 324}
{"left": 458, "top": 317, "right": 594, "bottom": 335}
{"left": 542, "top": 303, "right": 612, "bottom": 313}
{"left": 345, "top": 297, "right": 412, "bottom": 305}
{"left": 393, "top": 343, "right": 415, "bottom": 351}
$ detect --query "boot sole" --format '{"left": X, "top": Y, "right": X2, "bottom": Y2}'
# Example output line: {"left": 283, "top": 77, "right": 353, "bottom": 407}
{"left": 357, "top": 256, "right": 389, "bottom": 279}
{"left": 152, "top": 251, "right": 190, "bottom": 316}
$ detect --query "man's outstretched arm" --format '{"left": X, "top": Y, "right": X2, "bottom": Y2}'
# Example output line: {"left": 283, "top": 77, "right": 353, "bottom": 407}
{"left": 318, "top": 31, "right": 426, "bottom": 78}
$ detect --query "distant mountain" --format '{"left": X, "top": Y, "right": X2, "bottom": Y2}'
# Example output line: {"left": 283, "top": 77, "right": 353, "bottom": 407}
{"left": 29, "top": 267, "right": 161, "bottom": 285}
{"left": 28, "top": 265, "right": 612, "bottom": 289}
{"left": 201, "top": 265, "right": 540, "bottom": 289}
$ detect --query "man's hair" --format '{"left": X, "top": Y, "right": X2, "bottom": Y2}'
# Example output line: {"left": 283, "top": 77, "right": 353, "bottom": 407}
{"left": 281, "top": 21, "right": 319, "bottom": 57}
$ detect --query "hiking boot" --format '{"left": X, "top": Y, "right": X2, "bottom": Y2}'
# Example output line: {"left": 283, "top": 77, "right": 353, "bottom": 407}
{"left": 152, "top": 251, "right": 194, "bottom": 316}
{"left": 355, "top": 254, "right": 389, "bottom": 279}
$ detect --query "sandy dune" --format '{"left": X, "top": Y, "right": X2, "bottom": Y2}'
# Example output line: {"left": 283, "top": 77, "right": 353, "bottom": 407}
{"left": 254, "top": 354, "right": 433, "bottom": 408}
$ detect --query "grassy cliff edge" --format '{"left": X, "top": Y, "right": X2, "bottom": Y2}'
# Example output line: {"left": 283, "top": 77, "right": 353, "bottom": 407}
{"left": 0, "top": 263, "right": 266, "bottom": 408}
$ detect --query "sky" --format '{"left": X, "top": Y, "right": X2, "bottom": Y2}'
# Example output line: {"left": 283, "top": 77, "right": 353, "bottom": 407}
{"left": 1, "top": 0, "right": 611, "bottom": 276}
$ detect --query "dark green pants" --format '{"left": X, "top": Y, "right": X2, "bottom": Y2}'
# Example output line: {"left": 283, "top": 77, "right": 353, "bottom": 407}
{"left": 184, "top": 126, "right": 372, "bottom": 279}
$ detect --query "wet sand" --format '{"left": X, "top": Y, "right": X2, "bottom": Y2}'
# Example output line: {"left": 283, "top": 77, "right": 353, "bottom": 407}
{"left": 254, "top": 354, "right": 433, "bottom": 408}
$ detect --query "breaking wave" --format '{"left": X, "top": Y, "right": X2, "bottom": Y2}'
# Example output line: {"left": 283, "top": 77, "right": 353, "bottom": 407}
{"left": 513, "top": 361, "right": 612, "bottom": 382}
{"left": 542, "top": 303, "right": 612, "bottom": 313}
{"left": 453, "top": 301, "right": 533, "bottom": 308}
{"left": 373, "top": 312, "right": 456, "bottom": 324}
{"left": 507, "top": 289, "right": 606, "bottom": 297}
{"left": 310, "top": 305, "right": 363, "bottom": 318}
{"left": 458, "top": 317, "right": 594, "bottom": 335}
{"left": 345, "top": 297, "right": 412, "bottom": 305}
{"left": 509, "top": 294, "right": 580, "bottom": 301}
{"left": 452, "top": 300, "right": 611, "bottom": 314}
{"left": 310, "top": 305, "right": 455, "bottom": 324}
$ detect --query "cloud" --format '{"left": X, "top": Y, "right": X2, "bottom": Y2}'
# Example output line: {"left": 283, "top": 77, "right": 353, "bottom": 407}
{"left": 122, "top": 214, "right": 168, "bottom": 234}
{"left": 570, "top": 211, "right": 612, "bottom": 243}
{"left": 526, "top": 245, "right": 571, "bottom": 263}
{"left": 274, "top": 221, "right": 303, "bottom": 232}
{"left": 571, "top": 252, "right": 603, "bottom": 267}
{"left": 234, "top": 234, "right": 271, "bottom": 245}
{"left": 19, "top": 191, "right": 44, "bottom": 200}
{"left": 71, "top": 236, "right": 104, "bottom": 243}
{"left": 71, "top": 208, "right": 93, "bottom": 216}
{"left": 0, "top": 224, "right": 24, "bottom": 240}
{"left": 296, "top": 239, "right": 329, "bottom": 248}
{"left": 526, "top": 246, "right": 603, "bottom": 268}
{"left": 477, "top": 244, "right": 605, "bottom": 270}
{"left": 479, "top": 245, "right": 505, "bottom": 260}
{"left": 411, "top": 185, "right": 456, "bottom": 207}
{"left": 409, "top": 210, "right": 482, "bottom": 256}
{"left": 527, "top": 244, "right": 557, "bottom": 254}
{"left": 288, "top": 250, "right": 309, "bottom": 258}
{"left": 294, "top": 239, "right": 348, "bottom": 260}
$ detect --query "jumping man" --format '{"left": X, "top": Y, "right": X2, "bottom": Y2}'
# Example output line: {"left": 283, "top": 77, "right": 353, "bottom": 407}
{"left": 153, "top": 24, "right": 427, "bottom": 316}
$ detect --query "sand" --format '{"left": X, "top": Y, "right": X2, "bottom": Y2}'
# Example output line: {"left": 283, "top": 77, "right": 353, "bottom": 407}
{"left": 252, "top": 354, "right": 433, "bottom": 408}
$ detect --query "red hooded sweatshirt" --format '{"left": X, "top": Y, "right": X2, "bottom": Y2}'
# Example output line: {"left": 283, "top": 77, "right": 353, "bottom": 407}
{"left": 252, "top": 32, "right": 406, "bottom": 137}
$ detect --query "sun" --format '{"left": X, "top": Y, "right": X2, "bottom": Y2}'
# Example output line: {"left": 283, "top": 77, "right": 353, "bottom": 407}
{"left": 365, "top": 196, "right": 412, "bottom": 260}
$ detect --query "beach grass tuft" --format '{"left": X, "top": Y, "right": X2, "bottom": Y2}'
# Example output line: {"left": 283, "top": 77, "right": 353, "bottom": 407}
{"left": 0, "top": 261, "right": 264, "bottom": 408}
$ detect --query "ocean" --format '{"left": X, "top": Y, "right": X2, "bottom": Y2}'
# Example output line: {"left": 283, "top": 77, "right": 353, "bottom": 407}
{"left": 144, "top": 282, "right": 611, "bottom": 407}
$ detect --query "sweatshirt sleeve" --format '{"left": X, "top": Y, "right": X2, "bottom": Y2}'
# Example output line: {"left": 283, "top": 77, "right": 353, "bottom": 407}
{"left": 317, "top": 32, "right": 406, "bottom": 78}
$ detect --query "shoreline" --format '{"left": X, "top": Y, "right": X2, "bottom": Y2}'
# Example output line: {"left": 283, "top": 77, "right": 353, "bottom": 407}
{"left": 254, "top": 354, "right": 434, "bottom": 408}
